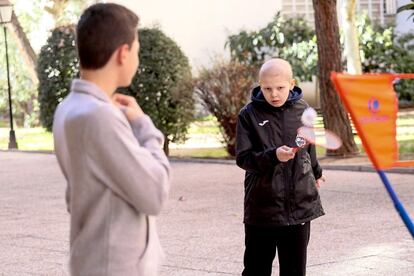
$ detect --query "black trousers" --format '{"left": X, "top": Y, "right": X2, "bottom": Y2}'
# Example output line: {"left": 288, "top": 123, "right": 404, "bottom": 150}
{"left": 242, "top": 222, "right": 311, "bottom": 276}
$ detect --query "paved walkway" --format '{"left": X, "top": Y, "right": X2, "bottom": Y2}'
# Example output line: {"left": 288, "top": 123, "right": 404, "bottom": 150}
{"left": 0, "top": 151, "right": 413, "bottom": 275}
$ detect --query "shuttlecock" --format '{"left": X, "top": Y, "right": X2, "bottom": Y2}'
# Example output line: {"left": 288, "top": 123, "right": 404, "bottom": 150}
{"left": 301, "top": 107, "right": 317, "bottom": 127}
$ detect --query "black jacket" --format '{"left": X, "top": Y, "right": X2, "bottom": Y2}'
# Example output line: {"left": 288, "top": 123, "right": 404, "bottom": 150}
{"left": 236, "top": 85, "right": 324, "bottom": 226}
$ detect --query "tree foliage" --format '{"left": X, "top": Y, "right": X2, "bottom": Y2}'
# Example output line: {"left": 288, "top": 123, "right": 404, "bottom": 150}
{"left": 120, "top": 28, "right": 194, "bottom": 155}
{"left": 195, "top": 60, "right": 256, "bottom": 157}
{"left": 226, "top": 13, "right": 317, "bottom": 82}
{"left": 0, "top": 1, "right": 45, "bottom": 127}
{"left": 358, "top": 15, "right": 414, "bottom": 101}
{"left": 44, "top": 0, "right": 85, "bottom": 27}
{"left": 226, "top": 12, "right": 414, "bottom": 102}
{"left": 0, "top": 25, "right": 38, "bottom": 127}
{"left": 0, "top": 0, "right": 87, "bottom": 127}
{"left": 397, "top": 0, "right": 414, "bottom": 22}
{"left": 37, "top": 25, "right": 79, "bottom": 131}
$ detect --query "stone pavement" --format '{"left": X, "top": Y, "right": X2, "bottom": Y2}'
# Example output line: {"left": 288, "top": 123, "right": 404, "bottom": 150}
{"left": 0, "top": 151, "right": 413, "bottom": 275}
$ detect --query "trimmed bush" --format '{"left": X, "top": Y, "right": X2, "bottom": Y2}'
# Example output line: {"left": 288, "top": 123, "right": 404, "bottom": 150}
{"left": 37, "top": 25, "right": 79, "bottom": 131}
{"left": 195, "top": 60, "right": 256, "bottom": 157}
{"left": 121, "top": 28, "right": 194, "bottom": 155}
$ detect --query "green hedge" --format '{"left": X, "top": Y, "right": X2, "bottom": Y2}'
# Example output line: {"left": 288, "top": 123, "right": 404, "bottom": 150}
{"left": 37, "top": 25, "right": 79, "bottom": 131}
{"left": 120, "top": 28, "right": 194, "bottom": 154}
{"left": 37, "top": 26, "right": 194, "bottom": 154}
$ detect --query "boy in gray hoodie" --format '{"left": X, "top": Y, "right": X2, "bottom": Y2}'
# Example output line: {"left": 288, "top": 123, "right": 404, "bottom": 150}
{"left": 53, "top": 3, "right": 170, "bottom": 275}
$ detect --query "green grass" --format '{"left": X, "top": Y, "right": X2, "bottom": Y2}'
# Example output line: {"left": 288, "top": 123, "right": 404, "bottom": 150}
{"left": 398, "top": 140, "right": 414, "bottom": 160}
{"left": 0, "top": 128, "right": 53, "bottom": 151}
{"left": 170, "top": 147, "right": 229, "bottom": 159}
{"left": 187, "top": 120, "right": 221, "bottom": 135}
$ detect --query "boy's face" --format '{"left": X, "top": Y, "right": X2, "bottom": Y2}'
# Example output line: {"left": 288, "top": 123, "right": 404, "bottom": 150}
{"left": 259, "top": 74, "right": 295, "bottom": 107}
{"left": 120, "top": 34, "right": 140, "bottom": 86}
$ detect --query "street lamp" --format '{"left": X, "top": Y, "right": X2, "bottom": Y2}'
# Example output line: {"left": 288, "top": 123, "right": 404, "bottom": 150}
{"left": 0, "top": 0, "right": 17, "bottom": 149}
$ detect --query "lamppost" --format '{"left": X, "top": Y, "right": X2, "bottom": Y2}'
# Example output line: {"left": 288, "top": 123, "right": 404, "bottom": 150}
{"left": 0, "top": 0, "right": 17, "bottom": 149}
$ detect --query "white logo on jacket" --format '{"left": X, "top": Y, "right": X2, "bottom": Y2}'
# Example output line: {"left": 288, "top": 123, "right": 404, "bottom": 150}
{"left": 258, "top": 120, "right": 269, "bottom": 126}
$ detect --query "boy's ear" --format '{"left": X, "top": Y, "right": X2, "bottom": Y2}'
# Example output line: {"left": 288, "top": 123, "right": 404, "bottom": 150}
{"left": 116, "top": 44, "right": 130, "bottom": 65}
{"left": 290, "top": 79, "right": 296, "bottom": 90}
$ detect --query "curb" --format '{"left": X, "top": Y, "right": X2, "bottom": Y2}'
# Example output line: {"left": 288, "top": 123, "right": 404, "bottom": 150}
{"left": 321, "top": 164, "right": 414, "bottom": 175}
{"left": 2, "top": 150, "right": 414, "bottom": 174}
{"left": 0, "top": 149, "right": 54, "bottom": 154}
{"left": 170, "top": 157, "right": 414, "bottom": 174}
{"left": 169, "top": 157, "right": 235, "bottom": 165}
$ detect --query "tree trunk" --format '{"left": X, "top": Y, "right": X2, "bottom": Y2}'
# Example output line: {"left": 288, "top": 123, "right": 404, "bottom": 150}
{"left": 163, "top": 139, "right": 170, "bottom": 157}
{"left": 223, "top": 118, "right": 236, "bottom": 157}
{"left": 312, "top": 0, "right": 359, "bottom": 156}
{"left": 342, "top": 0, "right": 362, "bottom": 74}
{"left": 8, "top": 12, "right": 38, "bottom": 85}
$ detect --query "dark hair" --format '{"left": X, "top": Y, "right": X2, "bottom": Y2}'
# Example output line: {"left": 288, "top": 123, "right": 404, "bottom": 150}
{"left": 76, "top": 3, "right": 139, "bottom": 69}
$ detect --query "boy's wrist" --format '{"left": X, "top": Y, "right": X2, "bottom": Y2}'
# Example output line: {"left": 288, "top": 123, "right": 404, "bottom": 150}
{"left": 128, "top": 108, "right": 144, "bottom": 121}
{"left": 120, "top": 106, "right": 144, "bottom": 121}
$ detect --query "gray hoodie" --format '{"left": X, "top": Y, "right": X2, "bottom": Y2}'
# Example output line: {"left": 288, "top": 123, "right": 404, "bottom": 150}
{"left": 53, "top": 79, "right": 170, "bottom": 275}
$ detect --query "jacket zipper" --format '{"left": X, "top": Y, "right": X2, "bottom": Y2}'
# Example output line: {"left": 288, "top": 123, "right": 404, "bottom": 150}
{"left": 281, "top": 108, "right": 291, "bottom": 225}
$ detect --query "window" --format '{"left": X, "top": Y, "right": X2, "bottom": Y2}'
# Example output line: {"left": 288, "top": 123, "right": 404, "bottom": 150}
{"left": 385, "top": 0, "right": 396, "bottom": 14}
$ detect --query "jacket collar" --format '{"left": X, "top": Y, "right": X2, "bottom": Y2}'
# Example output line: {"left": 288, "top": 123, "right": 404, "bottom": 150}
{"left": 71, "top": 79, "right": 111, "bottom": 103}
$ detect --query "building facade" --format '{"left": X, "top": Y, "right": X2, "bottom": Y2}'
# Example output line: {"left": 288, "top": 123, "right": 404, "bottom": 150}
{"left": 281, "top": 0, "right": 399, "bottom": 27}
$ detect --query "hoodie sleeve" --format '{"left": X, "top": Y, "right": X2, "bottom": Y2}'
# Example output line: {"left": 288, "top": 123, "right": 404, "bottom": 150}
{"left": 236, "top": 110, "right": 280, "bottom": 174}
{"left": 308, "top": 143, "right": 322, "bottom": 180}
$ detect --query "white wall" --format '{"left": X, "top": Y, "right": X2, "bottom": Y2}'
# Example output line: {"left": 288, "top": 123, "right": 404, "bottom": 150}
{"left": 108, "top": 0, "right": 282, "bottom": 70}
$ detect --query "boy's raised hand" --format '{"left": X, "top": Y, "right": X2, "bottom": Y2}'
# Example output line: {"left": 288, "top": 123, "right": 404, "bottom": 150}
{"left": 276, "top": 145, "right": 295, "bottom": 162}
{"left": 316, "top": 175, "right": 326, "bottom": 189}
{"left": 112, "top": 93, "right": 144, "bottom": 121}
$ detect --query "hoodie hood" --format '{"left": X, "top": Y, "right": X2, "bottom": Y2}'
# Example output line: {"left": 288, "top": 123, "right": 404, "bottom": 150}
{"left": 251, "top": 85, "right": 303, "bottom": 109}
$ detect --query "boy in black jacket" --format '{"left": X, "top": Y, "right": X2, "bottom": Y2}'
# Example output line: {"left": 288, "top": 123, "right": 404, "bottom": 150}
{"left": 236, "top": 58, "right": 325, "bottom": 276}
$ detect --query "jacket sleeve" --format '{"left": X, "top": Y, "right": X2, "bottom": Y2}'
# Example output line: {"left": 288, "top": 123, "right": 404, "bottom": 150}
{"left": 235, "top": 111, "right": 280, "bottom": 174}
{"left": 85, "top": 107, "right": 170, "bottom": 216}
{"left": 308, "top": 143, "right": 322, "bottom": 180}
